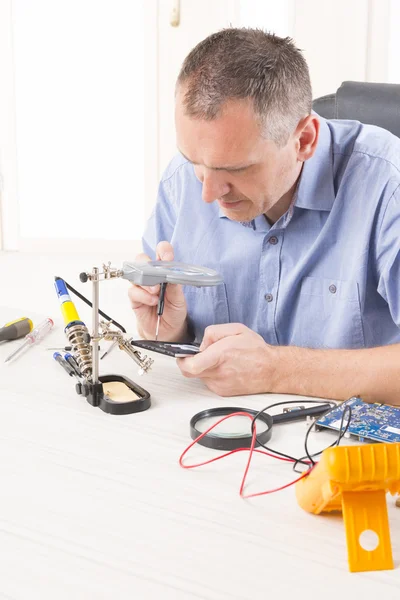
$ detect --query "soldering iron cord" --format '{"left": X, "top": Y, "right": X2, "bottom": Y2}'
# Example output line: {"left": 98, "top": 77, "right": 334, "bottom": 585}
{"left": 249, "top": 400, "right": 350, "bottom": 472}
{"left": 57, "top": 277, "right": 126, "bottom": 333}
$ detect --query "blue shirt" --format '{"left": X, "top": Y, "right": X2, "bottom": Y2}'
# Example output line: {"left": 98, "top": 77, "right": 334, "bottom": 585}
{"left": 143, "top": 116, "right": 400, "bottom": 350}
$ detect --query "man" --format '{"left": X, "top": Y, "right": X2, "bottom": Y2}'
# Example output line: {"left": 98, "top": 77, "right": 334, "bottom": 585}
{"left": 129, "top": 28, "right": 400, "bottom": 404}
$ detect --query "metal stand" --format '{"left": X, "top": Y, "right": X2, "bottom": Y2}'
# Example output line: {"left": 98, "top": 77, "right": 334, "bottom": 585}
{"left": 73, "top": 263, "right": 153, "bottom": 414}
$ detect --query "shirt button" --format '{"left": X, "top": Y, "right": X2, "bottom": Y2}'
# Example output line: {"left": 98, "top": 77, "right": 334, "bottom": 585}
{"left": 329, "top": 284, "right": 337, "bottom": 294}
{"left": 269, "top": 236, "right": 278, "bottom": 245}
{"left": 265, "top": 293, "right": 273, "bottom": 302}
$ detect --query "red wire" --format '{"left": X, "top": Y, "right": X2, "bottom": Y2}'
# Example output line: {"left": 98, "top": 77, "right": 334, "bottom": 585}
{"left": 179, "top": 412, "right": 293, "bottom": 467}
{"left": 179, "top": 411, "right": 313, "bottom": 498}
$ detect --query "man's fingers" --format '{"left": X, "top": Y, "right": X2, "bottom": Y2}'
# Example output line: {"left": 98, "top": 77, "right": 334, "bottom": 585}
{"left": 156, "top": 241, "right": 174, "bottom": 261}
{"left": 128, "top": 285, "right": 159, "bottom": 309}
{"left": 200, "top": 323, "right": 247, "bottom": 350}
{"left": 129, "top": 242, "right": 186, "bottom": 314}
{"left": 134, "top": 242, "right": 174, "bottom": 263}
{"left": 135, "top": 252, "right": 151, "bottom": 262}
{"left": 177, "top": 340, "right": 225, "bottom": 376}
{"left": 165, "top": 282, "right": 186, "bottom": 308}
{"left": 179, "top": 325, "right": 248, "bottom": 376}
{"left": 130, "top": 250, "right": 160, "bottom": 297}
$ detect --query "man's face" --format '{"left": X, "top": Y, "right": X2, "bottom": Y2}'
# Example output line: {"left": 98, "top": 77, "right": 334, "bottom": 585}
{"left": 175, "top": 93, "right": 303, "bottom": 222}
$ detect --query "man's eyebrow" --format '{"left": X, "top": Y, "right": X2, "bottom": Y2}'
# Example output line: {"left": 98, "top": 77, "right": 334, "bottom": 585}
{"left": 178, "top": 149, "right": 254, "bottom": 172}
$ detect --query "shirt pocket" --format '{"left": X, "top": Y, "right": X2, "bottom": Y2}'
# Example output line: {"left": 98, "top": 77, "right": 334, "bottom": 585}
{"left": 289, "top": 276, "right": 365, "bottom": 349}
{"left": 183, "top": 284, "right": 230, "bottom": 342}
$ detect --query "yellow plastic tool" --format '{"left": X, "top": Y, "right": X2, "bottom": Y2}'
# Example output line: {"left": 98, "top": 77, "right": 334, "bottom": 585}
{"left": 296, "top": 443, "right": 400, "bottom": 572}
{"left": 60, "top": 300, "right": 80, "bottom": 326}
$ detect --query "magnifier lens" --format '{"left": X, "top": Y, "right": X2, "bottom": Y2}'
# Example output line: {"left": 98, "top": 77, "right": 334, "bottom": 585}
{"left": 195, "top": 414, "right": 269, "bottom": 438}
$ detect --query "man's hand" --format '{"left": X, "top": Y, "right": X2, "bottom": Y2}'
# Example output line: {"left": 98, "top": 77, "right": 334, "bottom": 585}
{"left": 177, "top": 323, "right": 275, "bottom": 396}
{"left": 178, "top": 324, "right": 400, "bottom": 405}
{"left": 128, "top": 241, "right": 189, "bottom": 342}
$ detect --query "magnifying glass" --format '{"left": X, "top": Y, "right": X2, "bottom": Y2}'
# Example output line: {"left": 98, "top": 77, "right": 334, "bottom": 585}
{"left": 190, "top": 403, "right": 334, "bottom": 451}
{"left": 190, "top": 407, "right": 273, "bottom": 451}
{"left": 121, "top": 261, "right": 223, "bottom": 286}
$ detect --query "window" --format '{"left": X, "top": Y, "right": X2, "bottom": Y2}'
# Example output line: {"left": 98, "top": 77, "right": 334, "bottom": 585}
{"left": 2, "top": 0, "right": 153, "bottom": 251}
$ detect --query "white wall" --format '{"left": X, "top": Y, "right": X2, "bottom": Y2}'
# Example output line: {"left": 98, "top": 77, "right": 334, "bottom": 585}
{"left": 238, "top": 0, "right": 295, "bottom": 37}
{"left": 1, "top": 0, "right": 399, "bottom": 253}
{"left": 240, "top": 0, "right": 400, "bottom": 98}
{"left": 293, "top": 0, "right": 370, "bottom": 98}
{"left": 0, "top": 0, "right": 19, "bottom": 250}
{"left": 388, "top": 0, "right": 400, "bottom": 83}
{"left": 12, "top": 0, "right": 146, "bottom": 243}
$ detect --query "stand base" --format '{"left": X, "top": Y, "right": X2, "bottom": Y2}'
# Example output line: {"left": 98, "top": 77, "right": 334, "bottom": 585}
{"left": 76, "top": 374, "right": 151, "bottom": 415}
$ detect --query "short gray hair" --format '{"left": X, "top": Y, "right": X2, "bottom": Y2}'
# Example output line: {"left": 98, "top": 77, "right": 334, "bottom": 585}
{"left": 177, "top": 28, "right": 312, "bottom": 146}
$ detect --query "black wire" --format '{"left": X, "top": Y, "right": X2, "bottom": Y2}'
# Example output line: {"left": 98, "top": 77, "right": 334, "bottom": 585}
{"left": 250, "top": 400, "right": 336, "bottom": 468}
{"left": 59, "top": 278, "right": 126, "bottom": 333}
{"left": 291, "top": 404, "right": 352, "bottom": 472}
{"left": 251, "top": 400, "right": 352, "bottom": 472}
{"left": 300, "top": 404, "right": 352, "bottom": 469}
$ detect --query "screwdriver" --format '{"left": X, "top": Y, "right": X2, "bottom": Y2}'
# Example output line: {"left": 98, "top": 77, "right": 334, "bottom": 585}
{"left": 0, "top": 317, "right": 33, "bottom": 342}
{"left": 155, "top": 282, "right": 167, "bottom": 341}
{"left": 5, "top": 317, "right": 54, "bottom": 363}
{"left": 64, "top": 352, "right": 83, "bottom": 377}
{"left": 53, "top": 352, "right": 76, "bottom": 377}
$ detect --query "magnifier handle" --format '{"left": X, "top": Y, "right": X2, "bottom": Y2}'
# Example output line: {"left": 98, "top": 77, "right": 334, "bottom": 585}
{"left": 272, "top": 403, "right": 332, "bottom": 425}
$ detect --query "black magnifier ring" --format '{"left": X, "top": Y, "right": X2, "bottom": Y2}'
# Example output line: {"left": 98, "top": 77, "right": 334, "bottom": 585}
{"left": 190, "top": 406, "right": 273, "bottom": 451}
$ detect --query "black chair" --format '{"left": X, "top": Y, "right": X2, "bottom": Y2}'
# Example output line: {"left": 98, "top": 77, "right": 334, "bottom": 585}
{"left": 313, "top": 81, "right": 400, "bottom": 137}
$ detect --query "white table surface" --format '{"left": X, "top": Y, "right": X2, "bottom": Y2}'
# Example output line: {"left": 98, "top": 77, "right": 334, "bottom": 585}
{"left": 0, "top": 251, "right": 399, "bottom": 600}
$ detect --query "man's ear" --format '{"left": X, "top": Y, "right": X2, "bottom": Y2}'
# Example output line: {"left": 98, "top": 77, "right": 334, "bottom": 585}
{"left": 295, "top": 115, "right": 319, "bottom": 162}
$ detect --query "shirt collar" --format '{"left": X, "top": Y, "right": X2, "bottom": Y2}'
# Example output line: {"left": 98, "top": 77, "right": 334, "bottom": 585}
{"left": 217, "top": 115, "right": 335, "bottom": 224}
{"left": 294, "top": 116, "right": 335, "bottom": 212}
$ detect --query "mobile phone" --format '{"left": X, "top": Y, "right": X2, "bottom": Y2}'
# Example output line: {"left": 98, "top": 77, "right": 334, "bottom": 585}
{"left": 130, "top": 340, "right": 200, "bottom": 358}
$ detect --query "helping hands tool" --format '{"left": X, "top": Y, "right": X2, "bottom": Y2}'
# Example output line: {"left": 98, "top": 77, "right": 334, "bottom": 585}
{"left": 0, "top": 317, "right": 33, "bottom": 343}
{"left": 55, "top": 270, "right": 152, "bottom": 415}
{"left": 54, "top": 260, "right": 222, "bottom": 415}
{"left": 5, "top": 317, "right": 54, "bottom": 363}
{"left": 99, "top": 260, "right": 223, "bottom": 357}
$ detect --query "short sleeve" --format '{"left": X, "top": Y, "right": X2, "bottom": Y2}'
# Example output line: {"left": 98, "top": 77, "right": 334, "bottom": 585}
{"left": 376, "top": 184, "right": 400, "bottom": 325}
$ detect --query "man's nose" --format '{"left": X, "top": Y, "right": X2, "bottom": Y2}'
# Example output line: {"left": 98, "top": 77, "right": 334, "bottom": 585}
{"left": 201, "top": 173, "right": 230, "bottom": 204}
